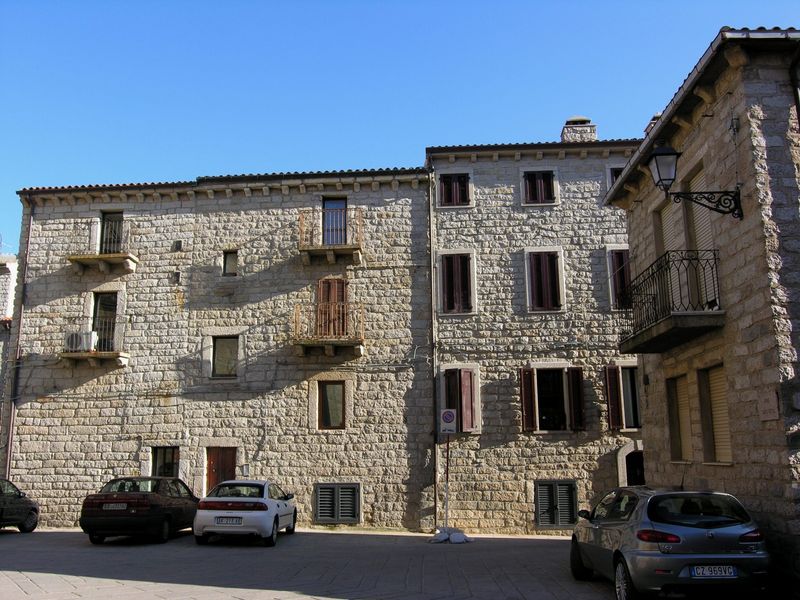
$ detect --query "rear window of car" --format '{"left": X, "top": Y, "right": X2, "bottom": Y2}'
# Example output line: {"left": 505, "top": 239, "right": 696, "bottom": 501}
{"left": 648, "top": 493, "right": 751, "bottom": 529}
{"left": 100, "top": 479, "right": 157, "bottom": 493}
{"left": 208, "top": 484, "right": 264, "bottom": 498}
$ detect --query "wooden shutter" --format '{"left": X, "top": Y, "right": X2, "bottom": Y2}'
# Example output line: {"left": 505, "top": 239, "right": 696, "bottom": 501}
{"left": 316, "top": 486, "right": 335, "bottom": 521}
{"left": 530, "top": 254, "right": 545, "bottom": 309}
{"left": 676, "top": 376, "right": 692, "bottom": 460}
{"left": 708, "top": 366, "right": 732, "bottom": 462}
{"left": 556, "top": 482, "right": 576, "bottom": 525}
{"left": 520, "top": 368, "right": 535, "bottom": 431}
{"left": 456, "top": 174, "right": 469, "bottom": 206}
{"left": 460, "top": 369, "right": 476, "bottom": 432}
{"left": 689, "top": 170, "right": 714, "bottom": 251}
{"left": 444, "top": 368, "right": 459, "bottom": 412}
{"left": 535, "top": 482, "right": 556, "bottom": 525}
{"left": 440, "top": 175, "right": 452, "bottom": 206}
{"left": 525, "top": 172, "right": 554, "bottom": 204}
{"left": 338, "top": 485, "right": 359, "bottom": 521}
{"left": 530, "top": 253, "right": 560, "bottom": 310}
{"left": 567, "top": 367, "right": 585, "bottom": 431}
{"left": 458, "top": 254, "right": 472, "bottom": 311}
{"left": 605, "top": 366, "right": 623, "bottom": 430}
{"left": 441, "top": 255, "right": 454, "bottom": 312}
{"left": 535, "top": 481, "right": 576, "bottom": 526}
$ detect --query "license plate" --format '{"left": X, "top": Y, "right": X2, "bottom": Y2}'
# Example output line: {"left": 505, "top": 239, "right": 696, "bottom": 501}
{"left": 215, "top": 516, "right": 242, "bottom": 525}
{"left": 691, "top": 565, "right": 737, "bottom": 578}
{"left": 102, "top": 503, "right": 126, "bottom": 510}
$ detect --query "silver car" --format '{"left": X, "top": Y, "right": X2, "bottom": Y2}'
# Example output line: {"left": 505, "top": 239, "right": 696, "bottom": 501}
{"left": 571, "top": 487, "right": 769, "bottom": 600}
{"left": 193, "top": 480, "right": 297, "bottom": 546}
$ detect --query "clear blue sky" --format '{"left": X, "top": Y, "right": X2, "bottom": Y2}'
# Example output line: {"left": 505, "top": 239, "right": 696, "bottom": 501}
{"left": 1, "top": 1, "right": 796, "bottom": 253}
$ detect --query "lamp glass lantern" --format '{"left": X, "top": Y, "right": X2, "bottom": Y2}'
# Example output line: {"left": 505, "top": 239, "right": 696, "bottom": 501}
{"left": 647, "top": 145, "right": 681, "bottom": 192}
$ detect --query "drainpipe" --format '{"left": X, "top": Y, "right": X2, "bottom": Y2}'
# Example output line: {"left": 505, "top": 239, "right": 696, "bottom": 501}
{"left": 4, "top": 195, "right": 33, "bottom": 478}
{"left": 790, "top": 43, "right": 800, "bottom": 137}
{"left": 427, "top": 160, "right": 440, "bottom": 531}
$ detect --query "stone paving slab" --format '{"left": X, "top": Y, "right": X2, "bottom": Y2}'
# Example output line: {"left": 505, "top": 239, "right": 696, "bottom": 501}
{"left": 0, "top": 528, "right": 614, "bottom": 600}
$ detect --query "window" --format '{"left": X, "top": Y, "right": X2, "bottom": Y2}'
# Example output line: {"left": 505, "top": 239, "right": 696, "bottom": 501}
{"left": 441, "top": 253, "right": 473, "bottom": 313}
{"left": 223, "top": 250, "right": 238, "bottom": 276}
{"left": 535, "top": 480, "right": 577, "bottom": 526}
{"left": 609, "top": 249, "right": 632, "bottom": 310}
{"left": 212, "top": 336, "right": 238, "bottom": 378}
{"left": 439, "top": 173, "right": 470, "bottom": 207}
{"left": 315, "top": 483, "right": 360, "bottom": 524}
{"left": 520, "top": 367, "right": 584, "bottom": 432}
{"left": 442, "top": 368, "right": 479, "bottom": 433}
{"left": 319, "top": 381, "right": 345, "bottom": 429}
{"left": 699, "top": 365, "right": 732, "bottom": 463}
{"left": 92, "top": 292, "right": 118, "bottom": 352}
{"left": 523, "top": 171, "right": 556, "bottom": 204}
{"left": 100, "top": 212, "right": 123, "bottom": 253}
{"left": 152, "top": 446, "right": 180, "bottom": 477}
{"left": 605, "top": 365, "right": 641, "bottom": 429}
{"left": 322, "top": 198, "right": 347, "bottom": 245}
{"left": 528, "top": 251, "right": 562, "bottom": 311}
{"left": 609, "top": 167, "right": 624, "bottom": 186}
{"left": 667, "top": 375, "right": 692, "bottom": 461}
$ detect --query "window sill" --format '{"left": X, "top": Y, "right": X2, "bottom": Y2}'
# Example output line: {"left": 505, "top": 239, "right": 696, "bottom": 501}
{"left": 437, "top": 204, "right": 475, "bottom": 209}
{"left": 619, "top": 428, "right": 641, "bottom": 433}
{"left": 702, "top": 461, "right": 734, "bottom": 467}
{"left": 209, "top": 376, "right": 239, "bottom": 382}
{"left": 521, "top": 201, "right": 559, "bottom": 207}
{"left": 530, "top": 430, "right": 573, "bottom": 435}
{"left": 439, "top": 311, "right": 478, "bottom": 317}
{"left": 527, "top": 309, "right": 565, "bottom": 314}
{"left": 669, "top": 460, "right": 692, "bottom": 465}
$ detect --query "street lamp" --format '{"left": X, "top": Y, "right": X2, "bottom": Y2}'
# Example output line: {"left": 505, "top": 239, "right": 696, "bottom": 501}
{"left": 647, "top": 144, "right": 743, "bottom": 220}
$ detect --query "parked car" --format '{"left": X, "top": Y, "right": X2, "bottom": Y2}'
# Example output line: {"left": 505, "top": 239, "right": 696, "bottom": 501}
{"left": 0, "top": 478, "right": 39, "bottom": 533}
{"left": 570, "top": 487, "right": 769, "bottom": 600}
{"left": 193, "top": 479, "right": 296, "bottom": 546}
{"left": 79, "top": 476, "right": 199, "bottom": 544}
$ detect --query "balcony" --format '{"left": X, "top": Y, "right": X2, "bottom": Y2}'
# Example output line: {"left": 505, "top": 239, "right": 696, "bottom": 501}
{"left": 67, "top": 219, "right": 139, "bottom": 274}
{"left": 292, "top": 302, "right": 365, "bottom": 357}
{"left": 298, "top": 207, "right": 364, "bottom": 265}
{"left": 619, "top": 250, "right": 725, "bottom": 354}
{"left": 59, "top": 318, "right": 130, "bottom": 367}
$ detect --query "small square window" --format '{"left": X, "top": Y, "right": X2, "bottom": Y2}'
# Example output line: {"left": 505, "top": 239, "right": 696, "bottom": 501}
{"left": 315, "top": 483, "right": 360, "bottom": 524}
{"left": 212, "top": 336, "right": 238, "bottom": 378}
{"left": 439, "top": 174, "right": 470, "bottom": 207}
{"left": 609, "top": 167, "right": 624, "bottom": 185}
{"left": 523, "top": 171, "right": 556, "bottom": 205}
{"left": 535, "top": 480, "right": 577, "bottom": 526}
{"left": 152, "top": 446, "right": 179, "bottom": 477}
{"left": 319, "top": 381, "right": 345, "bottom": 429}
{"left": 223, "top": 250, "right": 238, "bottom": 276}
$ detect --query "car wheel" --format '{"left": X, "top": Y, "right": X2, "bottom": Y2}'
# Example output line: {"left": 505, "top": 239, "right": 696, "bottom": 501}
{"left": 194, "top": 534, "right": 210, "bottom": 545}
{"left": 88, "top": 533, "right": 105, "bottom": 545}
{"left": 569, "top": 538, "right": 592, "bottom": 580}
{"left": 17, "top": 510, "right": 38, "bottom": 533}
{"left": 285, "top": 510, "right": 297, "bottom": 535}
{"left": 155, "top": 519, "right": 170, "bottom": 544}
{"left": 614, "top": 559, "right": 642, "bottom": 600}
{"left": 263, "top": 518, "right": 278, "bottom": 547}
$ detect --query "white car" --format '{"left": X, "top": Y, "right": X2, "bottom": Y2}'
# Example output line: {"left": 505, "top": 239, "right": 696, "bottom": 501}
{"left": 193, "top": 479, "right": 297, "bottom": 546}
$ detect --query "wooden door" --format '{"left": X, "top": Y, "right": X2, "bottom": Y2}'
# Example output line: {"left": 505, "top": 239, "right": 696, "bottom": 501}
{"left": 317, "top": 278, "right": 348, "bottom": 337}
{"left": 206, "top": 447, "right": 236, "bottom": 492}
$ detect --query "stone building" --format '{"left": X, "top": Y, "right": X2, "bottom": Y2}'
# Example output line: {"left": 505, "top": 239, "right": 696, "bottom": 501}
{"left": 1, "top": 254, "right": 17, "bottom": 473}
{"left": 3, "top": 168, "right": 436, "bottom": 529}
{"left": 606, "top": 28, "right": 800, "bottom": 574}
{"left": 427, "top": 119, "right": 642, "bottom": 533}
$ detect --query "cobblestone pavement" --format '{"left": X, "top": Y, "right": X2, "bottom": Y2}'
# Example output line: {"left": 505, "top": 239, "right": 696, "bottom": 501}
{"left": 0, "top": 528, "right": 615, "bottom": 600}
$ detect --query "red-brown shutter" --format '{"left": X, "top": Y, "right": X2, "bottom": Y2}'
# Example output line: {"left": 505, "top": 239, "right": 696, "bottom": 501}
{"left": 530, "top": 253, "right": 543, "bottom": 309}
{"left": 611, "top": 250, "right": 631, "bottom": 309}
{"left": 458, "top": 254, "right": 472, "bottom": 311}
{"left": 520, "top": 368, "right": 535, "bottom": 431}
{"left": 444, "top": 369, "right": 459, "bottom": 411}
{"left": 605, "top": 365, "right": 622, "bottom": 430}
{"left": 440, "top": 175, "right": 451, "bottom": 206}
{"left": 567, "top": 367, "right": 585, "bottom": 431}
{"left": 460, "top": 369, "right": 476, "bottom": 432}
{"left": 441, "top": 255, "right": 454, "bottom": 312}
{"left": 546, "top": 253, "right": 560, "bottom": 309}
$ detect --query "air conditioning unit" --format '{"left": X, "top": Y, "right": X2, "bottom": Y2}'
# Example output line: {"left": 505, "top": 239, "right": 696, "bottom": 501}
{"left": 64, "top": 331, "right": 98, "bottom": 352}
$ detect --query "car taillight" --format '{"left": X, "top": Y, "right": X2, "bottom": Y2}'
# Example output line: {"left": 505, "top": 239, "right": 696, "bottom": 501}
{"left": 740, "top": 529, "right": 764, "bottom": 542}
{"left": 637, "top": 529, "right": 681, "bottom": 544}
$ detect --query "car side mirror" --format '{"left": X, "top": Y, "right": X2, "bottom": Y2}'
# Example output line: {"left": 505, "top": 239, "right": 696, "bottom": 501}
{"left": 284, "top": 493, "right": 294, "bottom": 501}
{"left": 18, "top": 491, "right": 26, "bottom": 498}
{"left": 578, "top": 509, "right": 591, "bottom": 520}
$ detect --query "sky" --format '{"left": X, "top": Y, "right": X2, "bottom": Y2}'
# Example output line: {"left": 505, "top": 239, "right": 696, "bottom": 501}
{"left": 1, "top": 1, "right": 797, "bottom": 254}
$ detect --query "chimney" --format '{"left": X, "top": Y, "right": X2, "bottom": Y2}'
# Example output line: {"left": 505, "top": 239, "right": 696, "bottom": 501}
{"left": 561, "top": 116, "right": 597, "bottom": 143}
{"left": 644, "top": 113, "right": 662, "bottom": 135}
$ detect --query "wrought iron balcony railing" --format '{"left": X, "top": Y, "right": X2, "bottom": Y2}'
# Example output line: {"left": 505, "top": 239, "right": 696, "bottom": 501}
{"left": 298, "top": 208, "right": 364, "bottom": 265}
{"left": 620, "top": 250, "right": 724, "bottom": 352}
{"left": 61, "top": 317, "right": 129, "bottom": 366}
{"left": 293, "top": 302, "right": 365, "bottom": 355}
{"left": 67, "top": 218, "right": 139, "bottom": 274}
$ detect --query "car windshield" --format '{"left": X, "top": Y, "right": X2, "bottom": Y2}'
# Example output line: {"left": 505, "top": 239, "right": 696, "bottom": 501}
{"left": 100, "top": 478, "right": 157, "bottom": 493}
{"left": 648, "top": 493, "right": 751, "bottom": 529}
{"left": 208, "top": 483, "right": 264, "bottom": 498}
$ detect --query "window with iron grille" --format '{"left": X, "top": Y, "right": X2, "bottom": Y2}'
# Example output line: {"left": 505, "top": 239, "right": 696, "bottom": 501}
{"left": 314, "top": 483, "right": 360, "bottom": 524}
{"left": 523, "top": 171, "right": 556, "bottom": 205}
{"left": 100, "top": 212, "right": 123, "bottom": 254}
{"left": 439, "top": 174, "right": 470, "bottom": 207}
{"left": 520, "top": 367, "right": 584, "bottom": 432}
{"left": 535, "top": 480, "right": 577, "bottom": 526}
{"left": 151, "top": 446, "right": 180, "bottom": 477}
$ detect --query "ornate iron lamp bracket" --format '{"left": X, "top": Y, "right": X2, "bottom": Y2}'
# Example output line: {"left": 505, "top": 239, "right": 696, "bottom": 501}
{"left": 669, "top": 187, "right": 743, "bottom": 220}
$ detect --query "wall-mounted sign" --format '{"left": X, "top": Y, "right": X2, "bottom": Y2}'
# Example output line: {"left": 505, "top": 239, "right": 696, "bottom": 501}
{"left": 440, "top": 409, "right": 457, "bottom": 434}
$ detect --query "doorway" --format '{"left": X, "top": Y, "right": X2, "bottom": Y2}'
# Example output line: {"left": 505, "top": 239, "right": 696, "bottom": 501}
{"left": 206, "top": 447, "right": 236, "bottom": 492}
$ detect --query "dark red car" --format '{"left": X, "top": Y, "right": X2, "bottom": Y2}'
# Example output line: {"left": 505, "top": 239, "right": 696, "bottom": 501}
{"left": 79, "top": 476, "right": 199, "bottom": 544}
